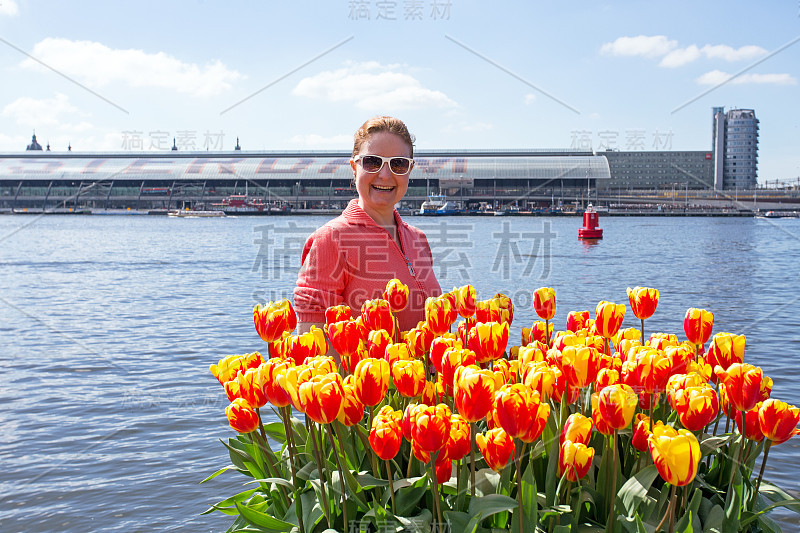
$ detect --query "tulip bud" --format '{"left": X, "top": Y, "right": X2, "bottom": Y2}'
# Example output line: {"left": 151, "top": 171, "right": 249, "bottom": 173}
{"left": 533, "top": 287, "right": 556, "bottom": 321}
{"left": 595, "top": 301, "right": 626, "bottom": 339}
{"left": 225, "top": 398, "right": 259, "bottom": 433}
{"left": 254, "top": 299, "right": 297, "bottom": 343}
{"left": 648, "top": 425, "right": 701, "bottom": 486}
{"left": 626, "top": 286, "right": 659, "bottom": 320}
{"left": 684, "top": 308, "right": 714, "bottom": 346}
{"left": 559, "top": 440, "right": 595, "bottom": 482}
{"left": 476, "top": 427, "right": 514, "bottom": 472}
{"left": 383, "top": 278, "right": 409, "bottom": 313}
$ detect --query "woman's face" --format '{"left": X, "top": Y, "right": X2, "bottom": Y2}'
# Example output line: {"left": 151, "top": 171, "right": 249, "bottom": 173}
{"left": 351, "top": 132, "right": 412, "bottom": 218}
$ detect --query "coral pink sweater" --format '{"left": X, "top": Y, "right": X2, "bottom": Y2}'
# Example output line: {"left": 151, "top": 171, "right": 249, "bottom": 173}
{"left": 294, "top": 200, "right": 441, "bottom": 331}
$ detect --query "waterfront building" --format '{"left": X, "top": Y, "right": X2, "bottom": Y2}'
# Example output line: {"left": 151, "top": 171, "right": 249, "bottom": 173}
{"left": 601, "top": 150, "right": 713, "bottom": 191}
{"left": 712, "top": 107, "right": 759, "bottom": 190}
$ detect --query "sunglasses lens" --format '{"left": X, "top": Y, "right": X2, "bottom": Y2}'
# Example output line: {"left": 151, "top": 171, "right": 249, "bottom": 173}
{"left": 389, "top": 158, "right": 411, "bottom": 174}
{"left": 361, "top": 156, "right": 383, "bottom": 172}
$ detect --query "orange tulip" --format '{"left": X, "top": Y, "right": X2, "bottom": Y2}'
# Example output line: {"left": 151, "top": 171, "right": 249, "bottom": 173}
{"left": 254, "top": 299, "right": 297, "bottom": 343}
{"left": 453, "top": 365, "right": 496, "bottom": 422}
{"left": 299, "top": 372, "right": 344, "bottom": 425}
{"left": 566, "top": 310, "right": 590, "bottom": 333}
{"left": 385, "top": 342, "right": 413, "bottom": 371}
{"left": 648, "top": 425, "right": 701, "bottom": 486}
{"left": 429, "top": 334, "right": 462, "bottom": 373}
{"left": 361, "top": 298, "right": 394, "bottom": 336}
{"left": 425, "top": 295, "right": 455, "bottom": 336}
{"left": 758, "top": 399, "right": 800, "bottom": 445}
{"left": 683, "top": 308, "right": 714, "bottom": 346}
{"left": 493, "top": 383, "right": 543, "bottom": 439}
{"left": 533, "top": 287, "right": 556, "bottom": 321}
{"left": 561, "top": 346, "right": 602, "bottom": 389}
{"left": 392, "top": 358, "right": 426, "bottom": 398}
{"left": 366, "top": 328, "right": 392, "bottom": 360}
{"left": 225, "top": 397, "right": 260, "bottom": 433}
{"left": 405, "top": 322, "right": 435, "bottom": 359}
{"left": 529, "top": 321, "right": 554, "bottom": 346}
{"left": 673, "top": 385, "right": 719, "bottom": 431}
{"left": 369, "top": 405, "right": 403, "bottom": 460}
{"left": 353, "top": 357, "right": 390, "bottom": 407}
{"left": 561, "top": 413, "right": 593, "bottom": 445}
{"left": 476, "top": 427, "right": 514, "bottom": 472}
{"left": 591, "top": 392, "right": 615, "bottom": 436}
{"left": 337, "top": 375, "right": 365, "bottom": 426}
{"left": 626, "top": 287, "right": 659, "bottom": 320}
{"left": 326, "top": 320, "right": 364, "bottom": 359}
{"left": 412, "top": 403, "right": 452, "bottom": 452}
{"left": 736, "top": 403, "right": 765, "bottom": 442}
{"left": 597, "top": 384, "right": 637, "bottom": 430}
{"left": 613, "top": 328, "right": 641, "bottom": 353}
{"left": 210, "top": 352, "right": 264, "bottom": 385}
{"left": 383, "top": 278, "right": 409, "bottom": 313}
{"left": 715, "top": 363, "right": 766, "bottom": 413}
{"left": 706, "top": 333, "right": 745, "bottom": 373}
{"left": 258, "top": 358, "right": 293, "bottom": 408}
{"left": 325, "top": 304, "right": 351, "bottom": 326}
{"left": 454, "top": 284, "right": 478, "bottom": 318}
{"left": 236, "top": 367, "right": 268, "bottom": 409}
{"left": 446, "top": 413, "right": 471, "bottom": 461}
{"left": 631, "top": 413, "right": 657, "bottom": 451}
{"left": 467, "top": 321, "right": 509, "bottom": 364}
{"left": 559, "top": 440, "right": 595, "bottom": 482}
{"left": 595, "top": 301, "right": 626, "bottom": 339}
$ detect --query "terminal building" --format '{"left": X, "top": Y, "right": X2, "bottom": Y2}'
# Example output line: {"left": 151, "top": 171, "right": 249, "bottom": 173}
{"left": 0, "top": 107, "right": 755, "bottom": 211}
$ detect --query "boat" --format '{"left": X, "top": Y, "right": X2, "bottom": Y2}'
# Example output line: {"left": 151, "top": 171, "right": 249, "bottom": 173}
{"left": 578, "top": 203, "right": 603, "bottom": 239}
{"left": 168, "top": 209, "right": 226, "bottom": 218}
{"left": 211, "top": 195, "right": 266, "bottom": 213}
{"left": 756, "top": 210, "right": 800, "bottom": 219}
{"left": 419, "top": 194, "right": 463, "bottom": 215}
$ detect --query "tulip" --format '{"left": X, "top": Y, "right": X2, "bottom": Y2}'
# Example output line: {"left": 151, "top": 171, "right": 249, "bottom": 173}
{"left": 446, "top": 414, "right": 472, "bottom": 461}
{"left": 406, "top": 322, "right": 435, "bottom": 359}
{"left": 648, "top": 425, "right": 701, "bottom": 486}
{"left": 684, "top": 308, "right": 714, "bottom": 346}
{"left": 454, "top": 284, "right": 478, "bottom": 318}
{"left": 666, "top": 372, "right": 708, "bottom": 409}
{"left": 453, "top": 365, "right": 496, "bottom": 422}
{"left": 439, "top": 348, "right": 476, "bottom": 396}
{"left": 552, "top": 367, "right": 580, "bottom": 405}
{"left": 425, "top": 295, "right": 455, "bottom": 336}
{"left": 673, "top": 385, "right": 719, "bottom": 431}
{"left": 649, "top": 332, "right": 679, "bottom": 350}
{"left": 561, "top": 413, "right": 593, "bottom": 445}
{"left": 631, "top": 413, "right": 655, "bottom": 452}
{"left": 392, "top": 358, "right": 426, "bottom": 398}
{"left": 236, "top": 367, "right": 268, "bottom": 409}
{"left": 413, "top": 403, "right": 452, "bottom": 452}
{"left": 529, "top": 321, "right": 555, "bottom": 346}
{"left": 325, "top": 304, "right": 351, "bottom": 326}
{"left": 429, "top": 334, "right": 461, "bottom": 374}
{"left": 566, "top": 310, "right": 590, "bottom": 333}
{"left": 758, "top": 399, "right": 800, "bottom": 445}
{"left": 595, "top": 301, "right": 626, "bottom": 339}
{"left": 736, "top": 403, "right": 765, "bottom": 442}
{"left": 715, "top": 363, "right": 766, "bottom": 413}
{"left": 561, "top": 346, "right": 602, "bottom": 390}
{"left": 627, "top": 286, "right": 659, "bottom": 320}
{"left": 533, "top": 287, "right": 556, "bottom": 320}
{"left": 254, "top": 299, "right": 297, "bottom": 343}
{"left": 385, "top": 342, "right": 413, "bottom": 371}
{"left": 590, "top": 392, "right": 615, "bottom": 436}
{"left": 613, "top": 328, "right": 641, "bottom": 353}
{"left": 634, "top": 348, "right": 673, "bottom": 395}
{"left": 326, "top": 320, "right": 364, "bottom": 359}
{"left": 369, "top": 405, "right": 403, "bottom": 460}
{"left": 258, "top": 358, "right": 293, "bottom": 408}
{"left": 706, "top": 333, "right": 745, "bottom": 374}
{"left": 223, "top": 379, "right": 241, "bottom": 403}
{"left": 361, "top": 299, "right": 394, "bottom": 336}
{"left": 457, "top": 317, "right": 477, "bottom": 346}
{"left": 337, "top": 375, "right": 365, "bottom": 426}
{"left": 595, "top": 368, "right": 620, "bottom": 390}
{"left": 522, "top": 361, "right": 556, "bottom": 398}
{"left": 435, "top": 454, "right": 452, "bottom": 484}
{"left": 597, "top": 384, "right": 637, "bottom": 430}
{"left": 383, "top": 278, "right": 409, "bottom": 313}
{"left": 353, "top": 358, "right": 390, "bottom": 407}
{"left": 665, "top": 344, "right": 694, "bottom": 375}
{"left": 210, "top": 352, "right": 264, "bottom": 385}
{"left": 493, "top": 383, "right": 543, "bottom": 439}
{"left": 366, "top": 328, "right": 392, "bottom": 360}
{"left": 518, "top": 343, "right": 547, "bottom": 368}
{"left": 685, "top": 357, "right": 712, "bottom": 382}
{"left": 299, "top": 372, "right": 344, "bottom": 425}
{"left": 559, "top": 440, "right": 595, "bottom": 482}
{"left": 466, "top": 321, "right": 509, "bottom": 364}
{"left": 285, "top": 327, "right": 327, "bottom": 366}
{"left": 225, "top": 397, "right": 260, "bottom": 433}
{"left": 421, "top": 379, "right": 440, "bottom": 405}
{"left": 476, "top": 427, "right": 514, "bottom": 472}
{"left": 476, "top": 295, "right": 514, "bottom": 325}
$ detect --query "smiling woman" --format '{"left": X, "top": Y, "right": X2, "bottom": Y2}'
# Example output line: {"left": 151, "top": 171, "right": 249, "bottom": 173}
{"left": 293, "top": 116, "right": 442, "bottom": 333}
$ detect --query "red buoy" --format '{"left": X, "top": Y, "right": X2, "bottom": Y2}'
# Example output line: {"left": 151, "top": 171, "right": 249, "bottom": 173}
{"left": 578, "top": 204, "right": 603, "bottom": 239}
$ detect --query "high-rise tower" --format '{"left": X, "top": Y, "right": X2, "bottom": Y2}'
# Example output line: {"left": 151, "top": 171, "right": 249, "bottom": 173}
{"left": 712, "top": 107, "right": 759, "bottom": 189}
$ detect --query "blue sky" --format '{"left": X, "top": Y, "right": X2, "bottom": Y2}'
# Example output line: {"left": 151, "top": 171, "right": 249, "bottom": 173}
{"left": 0, "top": 0, "right": 798, "bottom": 182}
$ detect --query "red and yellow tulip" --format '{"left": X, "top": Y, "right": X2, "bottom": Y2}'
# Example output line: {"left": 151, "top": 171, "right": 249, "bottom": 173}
{"left": 467, "top": 321, "right": 509, "bottom": 364}
{"left": 561, "top": 346, "right": 602, "bottom": 389}
{"left": 453, "top": 284, "right": 477, "bottom": 318}
{"left": 369, "top": 405, "right": 403, "bottom": 460}
{"left": 648, "top": 425, "right": 701, "bottom": 486}
{"left": 453, "top": 365, "right": 496, "bottom": 422}
{"left": 566, "top": 310, "right": 590, "bottom": 333}
{"left": 559, "top": 440, "right": 595, "bottom": 482}
{"left": 254, "top": 299, "right": 297, "bottom": 343}
{"left": 361, "top": 299, "right": 395, "bottom": 336}
{"left": 706, "top": 333, "right": 746, "bottom": 373}
{"left": 684, "top": 308, "right": 714, "bottom": 346}
{"left": 325, "top": 304, "right": 351, "bottom": 326}
{"left": 299, "top": 372, "right": 344, "bottom": 425}
{"left": 627, "top": 286, "right": 659, "bottom": 320}
{"left": 673, "top": 385, "right": 719, "bottom": 431}
{"left": 476, "top": 427, "right": 514, "bottom": 472}
{"left": 383, "top": 278, "right": 409, "bottom": 313}
{"left": 225, "top": 397, "right": 260, "bottom": 433}
{"left": 353, "top": 357, "right": 390, "bottom": 407}
{"left": 533, "top": 287, "right": 556, "bottom": 321}
{"left": 595, "top": 301, "right": 626, "bottom": 339}
{"left": 412, "top": 403, "right": 452, "bottom": 452}
{"left": 392, "top": 358, "right": 426, "bottom": 398}
{"left": 758, "top": 399, "right": 800, "bottom": 445}
{"left": 714, "top": 363, "right": 766, "bottom": 413}
{"left": 596, "top": 384, "right": 638, "bottom": 430}
{"left": 425, "top": 295, "right": 455, "bottom": 336}
{"left": 561, "top": 412, "right": 593, "bottom": 446}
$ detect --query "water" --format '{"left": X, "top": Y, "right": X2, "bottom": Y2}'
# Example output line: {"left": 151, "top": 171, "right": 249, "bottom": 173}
{"left": 1, "top": 214, "right": 798, "bottom": 531}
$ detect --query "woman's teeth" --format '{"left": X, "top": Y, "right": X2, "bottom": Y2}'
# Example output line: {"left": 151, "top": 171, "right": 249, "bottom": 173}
{"left": 373, "top": 185, "right": 394, "bottom": 191}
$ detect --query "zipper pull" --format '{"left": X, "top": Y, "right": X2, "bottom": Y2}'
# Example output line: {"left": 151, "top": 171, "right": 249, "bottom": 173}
{"left": 407, "top": 259, "right": 415, "bottom": 276}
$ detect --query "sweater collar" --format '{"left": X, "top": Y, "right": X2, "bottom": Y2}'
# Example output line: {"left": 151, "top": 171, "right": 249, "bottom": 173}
{"left": 342, "top": 199, "right": 407, "bottom": 229}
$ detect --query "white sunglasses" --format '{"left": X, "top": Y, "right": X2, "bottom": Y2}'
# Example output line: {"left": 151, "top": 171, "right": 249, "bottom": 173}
{"left": 353, "top": 154, "right": 415, "bottom": 175}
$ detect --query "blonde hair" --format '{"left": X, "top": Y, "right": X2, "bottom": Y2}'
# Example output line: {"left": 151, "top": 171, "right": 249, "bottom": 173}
{"left": 352, "top": 116, "right": 415, "bottom": 157}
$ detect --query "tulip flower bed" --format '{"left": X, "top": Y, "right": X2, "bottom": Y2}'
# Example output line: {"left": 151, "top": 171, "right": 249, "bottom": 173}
{"left": 204, "top": 282, "right": 800, "bottom": 533}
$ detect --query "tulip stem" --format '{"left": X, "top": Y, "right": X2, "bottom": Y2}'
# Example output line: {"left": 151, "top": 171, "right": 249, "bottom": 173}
{"left": 385, "top": 459, "right": 397, "bottom": 515}
{"left": 655, "top": 483, "right": 676, "bottom": 532}
{"left": 752, "top": 440, "right": 772, "bottom": 511}
{"left": 326, "top": 423, "right": 348, "bottom": 533}
{"left": 607, "top": 429, "right": 618, "bottom": 533}
{"left": 640, "top": 318, "right": 645, "bottom": 347}
{"left": 470, "top": 422, "right": 477, "bottom": 499}
{"left": 281, "top": 407, "right": 305, "bottom": 533}
{"left": 307, "top": 418, "right": 331, "bottom": 527}
{"left": 725, "top": 410, "right": 746, "bottom": 506}
{"left": 545, "top": 319, "right": 550, "bottom": 347}
{"left": 515, "top": 439, "right": 524, "bottom": 533}
{"left": 428, "top": 451, "right": 443, "bottom": 533}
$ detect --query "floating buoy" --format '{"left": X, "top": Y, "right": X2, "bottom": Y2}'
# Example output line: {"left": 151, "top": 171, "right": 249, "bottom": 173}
{"left": 578, "top": 204, "right": 603, "bottom": 239}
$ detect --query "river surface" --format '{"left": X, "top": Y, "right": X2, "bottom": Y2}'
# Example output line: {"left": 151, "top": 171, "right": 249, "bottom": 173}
{"left": 1, "top": 214, "right": 799, "bottom": 531}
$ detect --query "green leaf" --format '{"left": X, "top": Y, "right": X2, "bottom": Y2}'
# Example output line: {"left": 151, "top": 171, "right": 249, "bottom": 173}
{"left": 234, "top": 501, "right": 295, "bottom": 531}
{"left": 702, "top": 504, "right": 724, "bottom": 533}
{"left": 758, "top": 481, "right": 800, "bottom": 514}
{"left": 545, "top": 436, "right": 561, "bottom": 507}
{"left": 699, "top": 435, "right": 733, "bottom": 456}
{"left": 201, "top": 488, "right": 258, "bottom": 515}
{"left": 443, "top": 510, "right": 481, "bottom": 533}
{"left": 395, "top": 509, "right": 433, "bottom": 533}
{"left": 722, "top": 471, "right": 742, "bottom": 533}
{"left": 243, "top": 477, "right": 296, "bottom": 490}
{"left": 468, "top": 493, "right": 519, "bottom": 519}
{"left": 617, "top": 514, "right": 648, "bottom": 533}
{"left": 395, "top": 475, "right": 429, "bottom": 517}
{"left": 618, "top": 465, "right": 659, "bottom": 518}
{"left": 355, "top": 472, "right": 390, "bottom": 489}
{"left": 200, "top": 464, "right": 238, "bottom": 484}
{"left": 675, "top": 488, "right": 701, "bottom": 533}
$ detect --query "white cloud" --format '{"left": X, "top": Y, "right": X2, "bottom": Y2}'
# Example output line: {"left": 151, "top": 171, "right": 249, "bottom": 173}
{"left": 524, "top": 93, "right": 536, "bottom": 105}
{"left": 292, "top": 61, "right": 456, "bottom": 110}
{"left": 659, "top": 45, "right": 701, "bottom": 68}
{"left": 2, "top": 93, "right": 79, "bottom": 126}
{"left": 600, "top": 35, "right": 677, "bottom": 59}
{"left": 0, "top": 0, "right": 19, "bottom": 16}
{"left": 701, "top": 44, "right": 766, "bottom": 62}
{"left": 20, "top": 38, "right": 243, "bottom": 97}
{"left": 288, "top": 133, "right": 352, "bottom": 147}
{"left": 696, "top": 70, "right": 797, "bottom": 86}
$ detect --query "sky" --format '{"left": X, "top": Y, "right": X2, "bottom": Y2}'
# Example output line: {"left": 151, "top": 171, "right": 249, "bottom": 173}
{"left": 0, "top": 0, "right": 798, "bottom": 183}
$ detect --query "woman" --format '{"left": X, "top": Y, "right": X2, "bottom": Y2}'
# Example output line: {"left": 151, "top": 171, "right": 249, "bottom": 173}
{"left": 294, "top": 116, "right": 441, "bottom": 333}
